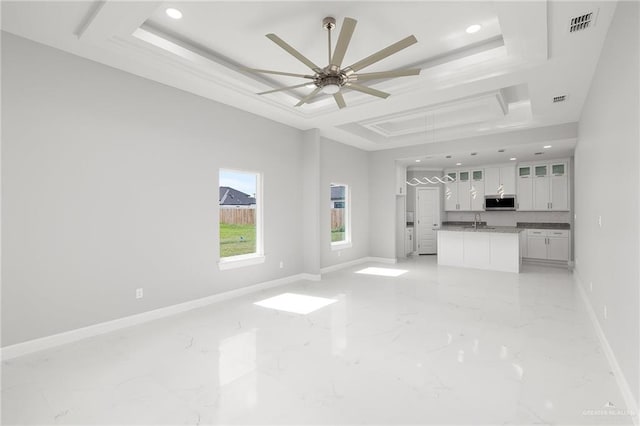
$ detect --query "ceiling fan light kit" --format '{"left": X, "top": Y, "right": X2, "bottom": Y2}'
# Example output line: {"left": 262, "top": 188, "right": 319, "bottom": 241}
{"left": 246, "top": 16, "right": 421, "bottom": 109}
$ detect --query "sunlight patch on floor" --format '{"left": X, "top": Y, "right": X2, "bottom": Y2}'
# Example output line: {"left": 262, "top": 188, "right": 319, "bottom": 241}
{"left": 253, "top": 293, "right": 337, "bottom": 314}
{"left": 355, "top": 267, "right": 408, "bottom": 277}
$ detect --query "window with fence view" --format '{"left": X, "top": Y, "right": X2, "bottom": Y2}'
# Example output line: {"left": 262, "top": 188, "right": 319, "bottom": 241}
{"left": 330, "top": 184, "right": 348, "bottom": 245}
{"left": 219, "top": 170, "right": 258, "bottom": 258}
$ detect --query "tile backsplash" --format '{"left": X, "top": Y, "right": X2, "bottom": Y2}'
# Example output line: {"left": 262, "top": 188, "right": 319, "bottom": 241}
{"left": 445, "top": 211, "right": 571, "bottom": 227}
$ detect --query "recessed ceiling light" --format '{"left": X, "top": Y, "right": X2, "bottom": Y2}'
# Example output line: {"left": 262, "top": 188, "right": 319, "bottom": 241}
{"left": 466, "top": 24, "right": 482, "bottom": 34}
{"left": 510, "top": 157, "right": 517, "bottom": 161}
{"left": 165, "top": 8, "right": 183, "bottom": 19}
{"left": 456, "top": 162, "right": 462, "bottom": 166}
{"left": 415, "top": 159, "right": 421, "bottom": 162}
{"left": 543, "top": 145, "right": 552, "bottom": 149}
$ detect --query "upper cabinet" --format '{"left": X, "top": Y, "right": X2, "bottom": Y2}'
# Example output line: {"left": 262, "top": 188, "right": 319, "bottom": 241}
{"left": 484, "top": 165, "right": 516, "bottom": 195}
{"left": 517, "top": 159, "right": 569, "bottom": 211}
{"left": 396, "top": 164, "right": 407, "bottom": 195}
{"left": 443, "top": 169, "right": 485, "bottom": 211}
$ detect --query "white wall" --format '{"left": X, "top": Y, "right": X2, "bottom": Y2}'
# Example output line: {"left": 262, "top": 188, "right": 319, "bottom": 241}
{"left": 1, "top": 33, "right": 307, "bottom": 346}
{"left": 320, "top": 137, "right": 370, "bottom": 267}
{"left": 574, "top": 1, "right": 639, "bottom": 405}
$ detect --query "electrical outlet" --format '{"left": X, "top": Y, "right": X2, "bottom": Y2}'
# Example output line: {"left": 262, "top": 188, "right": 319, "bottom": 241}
{"left": 589, "top": 282, "right": 593, "bottom": 292}
{"left": 136, "top": 288, "right": 143, "bottom": 299}
{"left": 338, "top": 251, "right": 341, "bottom": 257}
{"left": 598, "top": 216, "right": 602, "bottom": 227}
{"left": 574, "top": 213, "right": 577, "bottom": 220}
{"left": 279, "top": 261, "right": 284, "bottom": 269}
{"left": 603, "top": 305, "right": 608, "bottom": 320}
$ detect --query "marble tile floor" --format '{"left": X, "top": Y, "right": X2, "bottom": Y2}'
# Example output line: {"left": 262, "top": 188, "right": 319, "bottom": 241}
{"left": 1, "top": 256, "right": 635, "bottom": 425}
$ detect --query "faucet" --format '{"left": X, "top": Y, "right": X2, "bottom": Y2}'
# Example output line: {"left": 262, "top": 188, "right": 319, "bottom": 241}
{"left": 473, "top": 213, "right": 482, "bottom": 229}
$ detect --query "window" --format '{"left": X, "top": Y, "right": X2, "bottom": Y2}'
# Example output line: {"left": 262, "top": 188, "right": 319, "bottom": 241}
{"left": 219, "top": 169, "right": 263, "bottom": 269}
{"left": 330, "top": 184, "right": 350, "bottom": 248}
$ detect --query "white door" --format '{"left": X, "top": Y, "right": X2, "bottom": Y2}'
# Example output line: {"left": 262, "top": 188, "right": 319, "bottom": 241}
{"left": 417, "top": 187, "right": 440, "bottom": 254}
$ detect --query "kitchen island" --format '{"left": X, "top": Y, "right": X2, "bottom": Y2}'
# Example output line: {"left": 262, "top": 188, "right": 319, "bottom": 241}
{"left": 437, "top": 226, "right": 524, "bottom": 273}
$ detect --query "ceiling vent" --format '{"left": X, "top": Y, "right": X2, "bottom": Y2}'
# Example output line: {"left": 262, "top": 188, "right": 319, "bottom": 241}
{"left": 534, "top": 152, "right": 544, "bottom": 155}
{"left": 553, "top": 95, "right": 568, "bottom": 103}
{"left": 569, "top": 11, "right": 596, "bottom": 33}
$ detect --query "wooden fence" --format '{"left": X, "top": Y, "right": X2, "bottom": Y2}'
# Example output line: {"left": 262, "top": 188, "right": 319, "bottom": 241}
{"left": 220, "top": 208, "right": 255, "bottom": 225}
{"left": 331, "top": 208, "right": 345, "bottom": 230}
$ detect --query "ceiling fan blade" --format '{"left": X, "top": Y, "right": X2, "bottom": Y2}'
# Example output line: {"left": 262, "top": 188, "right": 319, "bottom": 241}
{"left": 295, "top": 87, "right": 322, "bottom": 107}
{"left": 330, "top": 17, "right": 357, "bottom": 68}
{"left": 353, "top": 68, "right": 421, "bottom": 81}
{"left": 245, "top": 68, "right": 315, "bottom": 79}
{"left": 346, "top": 83, "right": 390, "bottom": 99}
{"left": 266, "top": 33, "right": 321, "bottom": 72}
{"left": 333, "top": 92, "right": 347, "bottom": 109}
{"left": 347, "top": 35, "right": 418, "bottom": 73}
{"left": 258, "top": 83, "right": 314, "bottom": 95}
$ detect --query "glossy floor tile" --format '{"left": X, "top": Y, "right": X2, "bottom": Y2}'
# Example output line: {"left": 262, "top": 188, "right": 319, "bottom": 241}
{"left": 1, "top": 257, "right": 635, "bottom": 425}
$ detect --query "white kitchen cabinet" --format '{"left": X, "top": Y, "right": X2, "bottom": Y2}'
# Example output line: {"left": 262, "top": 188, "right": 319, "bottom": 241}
{"left": 500, "top": 166, "right": 516, "bottom": 194}
{"left": 525, "top": 229, "right": 569, "bottom": 262}
{"left": 396, "top": 164, "right": 407, "bottom": 195}
{"left": 457, "top": 171, "right": 471, "bottom": 211}
{"left": 550, "top": 162, "right": 569, "bottom": 210}
{"left": 526, "top": 230, "right": 548, "bottom": 259}
{"left": 485, "top": 167, "right": 500, "bottom": 195}
{"left": 444, "top": 169, "right": 484, "bottom": 211}
{"left": 405, "top": 227, "right": 414, "bottom": 255}
{"left": 470, "top": 170, "right": 485, "bottom": 211}
{"left": 518, "top": 160, "right": 569, "bottom": 211}
{"left": 533, "top": 164, "right": 550, "bottom": 210}
{"left": 484, "top": 166, "right": 515, "bottom": 195}
{"left": 438, "top": 230, "right": 521, "bottom": 273}
{"left": 444, "top": 171, "right": 459, "bottom": 211}
{"left": 517, "top": 165, "right": 533, "bottom": 210}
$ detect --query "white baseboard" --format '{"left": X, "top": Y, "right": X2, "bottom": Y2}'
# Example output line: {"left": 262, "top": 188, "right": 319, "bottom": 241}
{"left": 299, "top": 273, "right": 321, "bottom": 281}
{"left": 574, "top": 270, "right": 639, "bottom": 425}
{"left": 1, "top": 273, "right": 316, "bottom": 361}
{"left": 320, "top": 256, "right": 398, "bottom": 274}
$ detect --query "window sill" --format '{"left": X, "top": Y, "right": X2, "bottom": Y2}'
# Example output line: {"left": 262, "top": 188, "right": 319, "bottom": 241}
{"left": 331, "top": 242, "right": 352, "bottom": 251}
{"left": 218, "top": 254, "right": 265, "bottom": 270}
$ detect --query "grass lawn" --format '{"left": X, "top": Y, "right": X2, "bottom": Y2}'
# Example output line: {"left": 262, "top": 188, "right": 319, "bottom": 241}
{"left": 220, "top": 223, "right": 256, "bottom": 257}
{"left": 331, "top": 230, "right": 345, "bottom": 242}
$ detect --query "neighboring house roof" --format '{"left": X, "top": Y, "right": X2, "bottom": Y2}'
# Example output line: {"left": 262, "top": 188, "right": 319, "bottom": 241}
{"left": 331, "top": 185, "right": 345, "bottom": 201}
{"left": 219, "top": 186, "right": 256, "bottom": 206}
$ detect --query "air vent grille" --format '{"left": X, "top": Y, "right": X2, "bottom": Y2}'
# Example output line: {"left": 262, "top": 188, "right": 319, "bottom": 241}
{"left": 569, "top": 12, "right": 594, "bottom": 33}
{"left": 553, "top": 95, "right": 567, "bottom": 103}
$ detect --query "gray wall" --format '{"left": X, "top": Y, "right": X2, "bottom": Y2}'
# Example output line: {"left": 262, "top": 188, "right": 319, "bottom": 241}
{"left": 320, "top": 138, "right": 370, "bottom": 268}
{"left": 1, "top": 34, "right": 308, "bottom": 346}
{"left": 574, "top": 1, "right": 639, "bottom": 404}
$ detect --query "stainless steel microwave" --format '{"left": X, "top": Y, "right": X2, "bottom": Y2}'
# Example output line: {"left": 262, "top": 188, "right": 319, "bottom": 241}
{"left": 484, "top": 195, "right": 516, "bottom": 211}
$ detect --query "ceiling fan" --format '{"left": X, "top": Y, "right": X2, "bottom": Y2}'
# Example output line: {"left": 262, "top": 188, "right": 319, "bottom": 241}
{"left": 245, "top": 16, "right": 421, "bottom": 109}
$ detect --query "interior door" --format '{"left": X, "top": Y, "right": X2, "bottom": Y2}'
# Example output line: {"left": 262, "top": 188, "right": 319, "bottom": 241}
{"left": 417, "top": 187, "right": 440, "bottom": 254}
